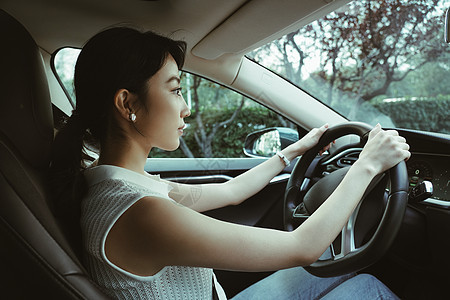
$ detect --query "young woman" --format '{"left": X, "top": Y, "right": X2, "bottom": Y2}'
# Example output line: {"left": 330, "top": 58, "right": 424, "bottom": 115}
{"left": 50, "top": 27, "right": 410, "bottom": 299}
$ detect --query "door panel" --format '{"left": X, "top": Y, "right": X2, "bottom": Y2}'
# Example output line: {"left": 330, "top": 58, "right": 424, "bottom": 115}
{"left": 145, "top": 157, "right": 288, "bottom": 228}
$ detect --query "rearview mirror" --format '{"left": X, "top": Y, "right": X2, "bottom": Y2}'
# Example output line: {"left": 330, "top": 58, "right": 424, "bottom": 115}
{"left": 243, "top": 127, "right": 299, "bottom": 158}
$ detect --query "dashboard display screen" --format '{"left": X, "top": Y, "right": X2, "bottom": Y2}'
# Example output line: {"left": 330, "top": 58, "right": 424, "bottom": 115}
{"left": 407, "top": 154, "right": 449, "bottom": 202}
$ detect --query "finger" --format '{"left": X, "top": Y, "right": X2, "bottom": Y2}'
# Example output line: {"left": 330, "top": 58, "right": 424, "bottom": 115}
{"left": 309, "top": 123, "right": 329, "bottom": 139}
{"left": 403, "top": 150, "right": 411, "bottom": 162}
{"left": 317, "top": 123, "right": 329, "bottom": 134}
{"left": 323, "top": 143, "right": 332, "bottom": 151}
{"left": 391, "top": 135, "right": 408, "bottom": 149}
{"left": 399, "top": 141, "right": 410, "bottom": 151}
{"left": 319, "top": 142, "right": 333, "bottom": 156}
{"left": 385, "top": 129, "right": 399, "bottom": 136}
{"left": 396, "top": 136, "right": 406, "bottom": 143}
{"left": 319, "top": 148, "right": 328, "bottom": 156}
{"left": 368, "top": 123, "right": 382, "bottom": 140}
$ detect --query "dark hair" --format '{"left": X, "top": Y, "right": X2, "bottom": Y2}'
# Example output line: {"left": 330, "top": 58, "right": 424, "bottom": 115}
{"left": 49, "top": 27, "right": 186, "bottom": 256}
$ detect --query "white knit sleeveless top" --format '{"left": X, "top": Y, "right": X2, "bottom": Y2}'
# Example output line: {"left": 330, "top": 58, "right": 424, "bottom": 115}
{"left": 81, "top": 165, "right": 227, "bottom": 299}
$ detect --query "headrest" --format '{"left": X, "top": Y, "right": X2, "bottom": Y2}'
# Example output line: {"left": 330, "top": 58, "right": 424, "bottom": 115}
{"left": 0, "top": 10, "right": 54, "bottom": 169}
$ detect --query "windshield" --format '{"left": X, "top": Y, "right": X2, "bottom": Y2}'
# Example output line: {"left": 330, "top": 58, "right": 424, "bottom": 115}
{"left": 247, "top": 0, "right": 450, "bottom": 134}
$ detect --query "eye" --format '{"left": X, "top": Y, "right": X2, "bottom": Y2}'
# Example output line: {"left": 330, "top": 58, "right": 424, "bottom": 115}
{"left": 173, "top": 87, "right": 183, "bottom": 97}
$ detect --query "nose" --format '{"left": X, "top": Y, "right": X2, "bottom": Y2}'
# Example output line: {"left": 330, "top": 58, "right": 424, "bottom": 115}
{"left": 183, "top": 105, "right": 191, "bottom": 118}
{"left": 181, "top": 96, "right": 191, "bottom": 118}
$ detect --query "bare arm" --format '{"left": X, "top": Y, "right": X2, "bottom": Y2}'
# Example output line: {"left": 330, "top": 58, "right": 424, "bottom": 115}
{"left": 106, "top": 125, "right": 410, "bottom": 275}
{"left": 164, "top": 125, "right": 330, "bottom": 212}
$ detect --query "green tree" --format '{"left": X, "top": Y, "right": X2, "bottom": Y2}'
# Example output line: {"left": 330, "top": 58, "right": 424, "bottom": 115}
{"left": 249, "top": 0, "right": 450, "bottom": 131}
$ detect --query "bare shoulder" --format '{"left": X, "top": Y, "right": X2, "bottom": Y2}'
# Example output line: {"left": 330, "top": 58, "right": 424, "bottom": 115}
{"left": 104, "top": 196, "right": 180, "bottom": 276}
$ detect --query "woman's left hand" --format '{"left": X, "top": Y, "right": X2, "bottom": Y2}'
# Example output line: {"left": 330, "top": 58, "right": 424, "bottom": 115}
{"left": 282, "top": 124, "right": 331, "bottom": 160}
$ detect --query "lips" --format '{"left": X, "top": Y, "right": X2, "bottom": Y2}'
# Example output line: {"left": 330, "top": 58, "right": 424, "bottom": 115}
{"left": 178, "top": 123, "right": 186, "bottom": 135}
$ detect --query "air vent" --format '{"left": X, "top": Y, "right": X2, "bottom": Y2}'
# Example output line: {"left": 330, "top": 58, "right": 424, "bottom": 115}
{"left": 336, "top": 151, "right": 360, "bottom": 167}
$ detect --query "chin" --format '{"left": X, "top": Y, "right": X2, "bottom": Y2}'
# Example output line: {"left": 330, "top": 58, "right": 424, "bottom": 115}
{"left": 160, "top": 140, "right": 180, "bottom": 152}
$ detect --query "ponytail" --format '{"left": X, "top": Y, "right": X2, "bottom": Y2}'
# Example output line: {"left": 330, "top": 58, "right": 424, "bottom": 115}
{"left": 49, "top": 111, "right": 93, "bottom": 257}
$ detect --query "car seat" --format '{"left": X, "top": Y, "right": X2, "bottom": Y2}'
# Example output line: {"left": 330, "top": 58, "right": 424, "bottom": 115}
{"left": 0, "top": 9, "right": 108, "bottom": 299}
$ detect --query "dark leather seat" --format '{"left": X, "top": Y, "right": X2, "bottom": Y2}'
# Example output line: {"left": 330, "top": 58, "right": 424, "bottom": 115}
{"left": 0, "top": 9, "right": 108, "bottom": 299}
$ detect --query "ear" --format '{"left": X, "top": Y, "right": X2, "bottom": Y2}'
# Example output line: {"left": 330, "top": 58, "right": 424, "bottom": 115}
{"left": 113, "top": 89, "right": 137, "bottom": 121}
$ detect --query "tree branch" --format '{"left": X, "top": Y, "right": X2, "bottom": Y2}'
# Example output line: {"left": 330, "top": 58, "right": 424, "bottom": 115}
{"left": 178, "top": 136, "right": 194, "bottom": 158}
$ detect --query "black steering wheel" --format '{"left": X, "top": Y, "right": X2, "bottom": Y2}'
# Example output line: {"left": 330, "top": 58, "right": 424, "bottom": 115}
{"left": 284, "top": 122, "right": 409, "bottom": 277}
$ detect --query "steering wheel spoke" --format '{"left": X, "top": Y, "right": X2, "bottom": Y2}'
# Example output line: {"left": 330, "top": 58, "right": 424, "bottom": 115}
{"left": 334, "top": 202, "right": 361, "bottom": 259}
{"left": 290, "top": 203, "right": 310, "bottom": 229}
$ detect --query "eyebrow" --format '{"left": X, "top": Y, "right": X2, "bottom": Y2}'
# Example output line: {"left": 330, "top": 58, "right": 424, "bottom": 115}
{"left": 166, "top": 76, "right": 180, "bottom": 84}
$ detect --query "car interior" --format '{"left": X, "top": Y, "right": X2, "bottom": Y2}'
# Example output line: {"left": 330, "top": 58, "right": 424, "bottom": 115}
{"left": 0, "top": 0, "right": 449, "bottom": 299}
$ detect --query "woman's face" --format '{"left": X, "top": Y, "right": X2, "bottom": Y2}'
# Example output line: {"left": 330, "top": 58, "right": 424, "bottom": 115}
{"left": 136, "top": 55, "right": 190, "bottom": 151}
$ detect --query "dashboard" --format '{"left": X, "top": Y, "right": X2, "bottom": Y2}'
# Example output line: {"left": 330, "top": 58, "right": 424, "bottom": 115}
{"left": 320, "top": 128, "right": 450, "bottom": 210}
{"left": 398, "top": 129, "right": 450, "bottom": 210}
{"left": 407, "top": 153, "right": 450, "bottom": 208}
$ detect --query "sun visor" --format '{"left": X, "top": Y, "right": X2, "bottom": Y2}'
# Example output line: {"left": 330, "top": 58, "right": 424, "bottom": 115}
{"left": 192, "top": 0, "right": 349, "bottom": 60}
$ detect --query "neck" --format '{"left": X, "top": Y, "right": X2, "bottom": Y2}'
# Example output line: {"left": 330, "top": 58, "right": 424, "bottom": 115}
{"left": 98, "top": 136, "right": 150, "bottom": 175}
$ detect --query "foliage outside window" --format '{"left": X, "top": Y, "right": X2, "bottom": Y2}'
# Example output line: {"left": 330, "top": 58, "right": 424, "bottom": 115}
{"left": 151, "top": 74, "right": 294, "bottom": 158}
{"left": 248, "top": 0, "right": 450, "bottom": 134}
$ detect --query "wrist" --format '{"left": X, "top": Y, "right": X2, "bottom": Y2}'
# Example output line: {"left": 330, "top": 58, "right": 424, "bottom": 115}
{"left": 281, "top": 145, "right": 302, "bottom": 162}
{"left": 276, "top": 151, "right": 290, "bottom": 167}
{"left": 351, "top": 159, "right": 379, "bottom": 178}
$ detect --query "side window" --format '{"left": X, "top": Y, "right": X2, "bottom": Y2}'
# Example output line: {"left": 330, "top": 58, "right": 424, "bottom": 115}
{"left": 151, "top": 74, "right": 295, "bottom": 159}
{"left": 52, "top": 47, "right": 81, "bottom": 106}
{"left": 52, "top": 47, "right": 294, "bottom": 159}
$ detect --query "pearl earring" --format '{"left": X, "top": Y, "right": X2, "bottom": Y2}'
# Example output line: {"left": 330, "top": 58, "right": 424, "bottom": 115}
{"left": 129, "top": 113, "right": 136, "bottom": 122}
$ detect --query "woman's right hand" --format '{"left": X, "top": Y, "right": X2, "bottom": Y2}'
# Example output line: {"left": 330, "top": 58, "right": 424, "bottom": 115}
{"left": 356, "top": 124, "right": 411, "bottom": 176}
